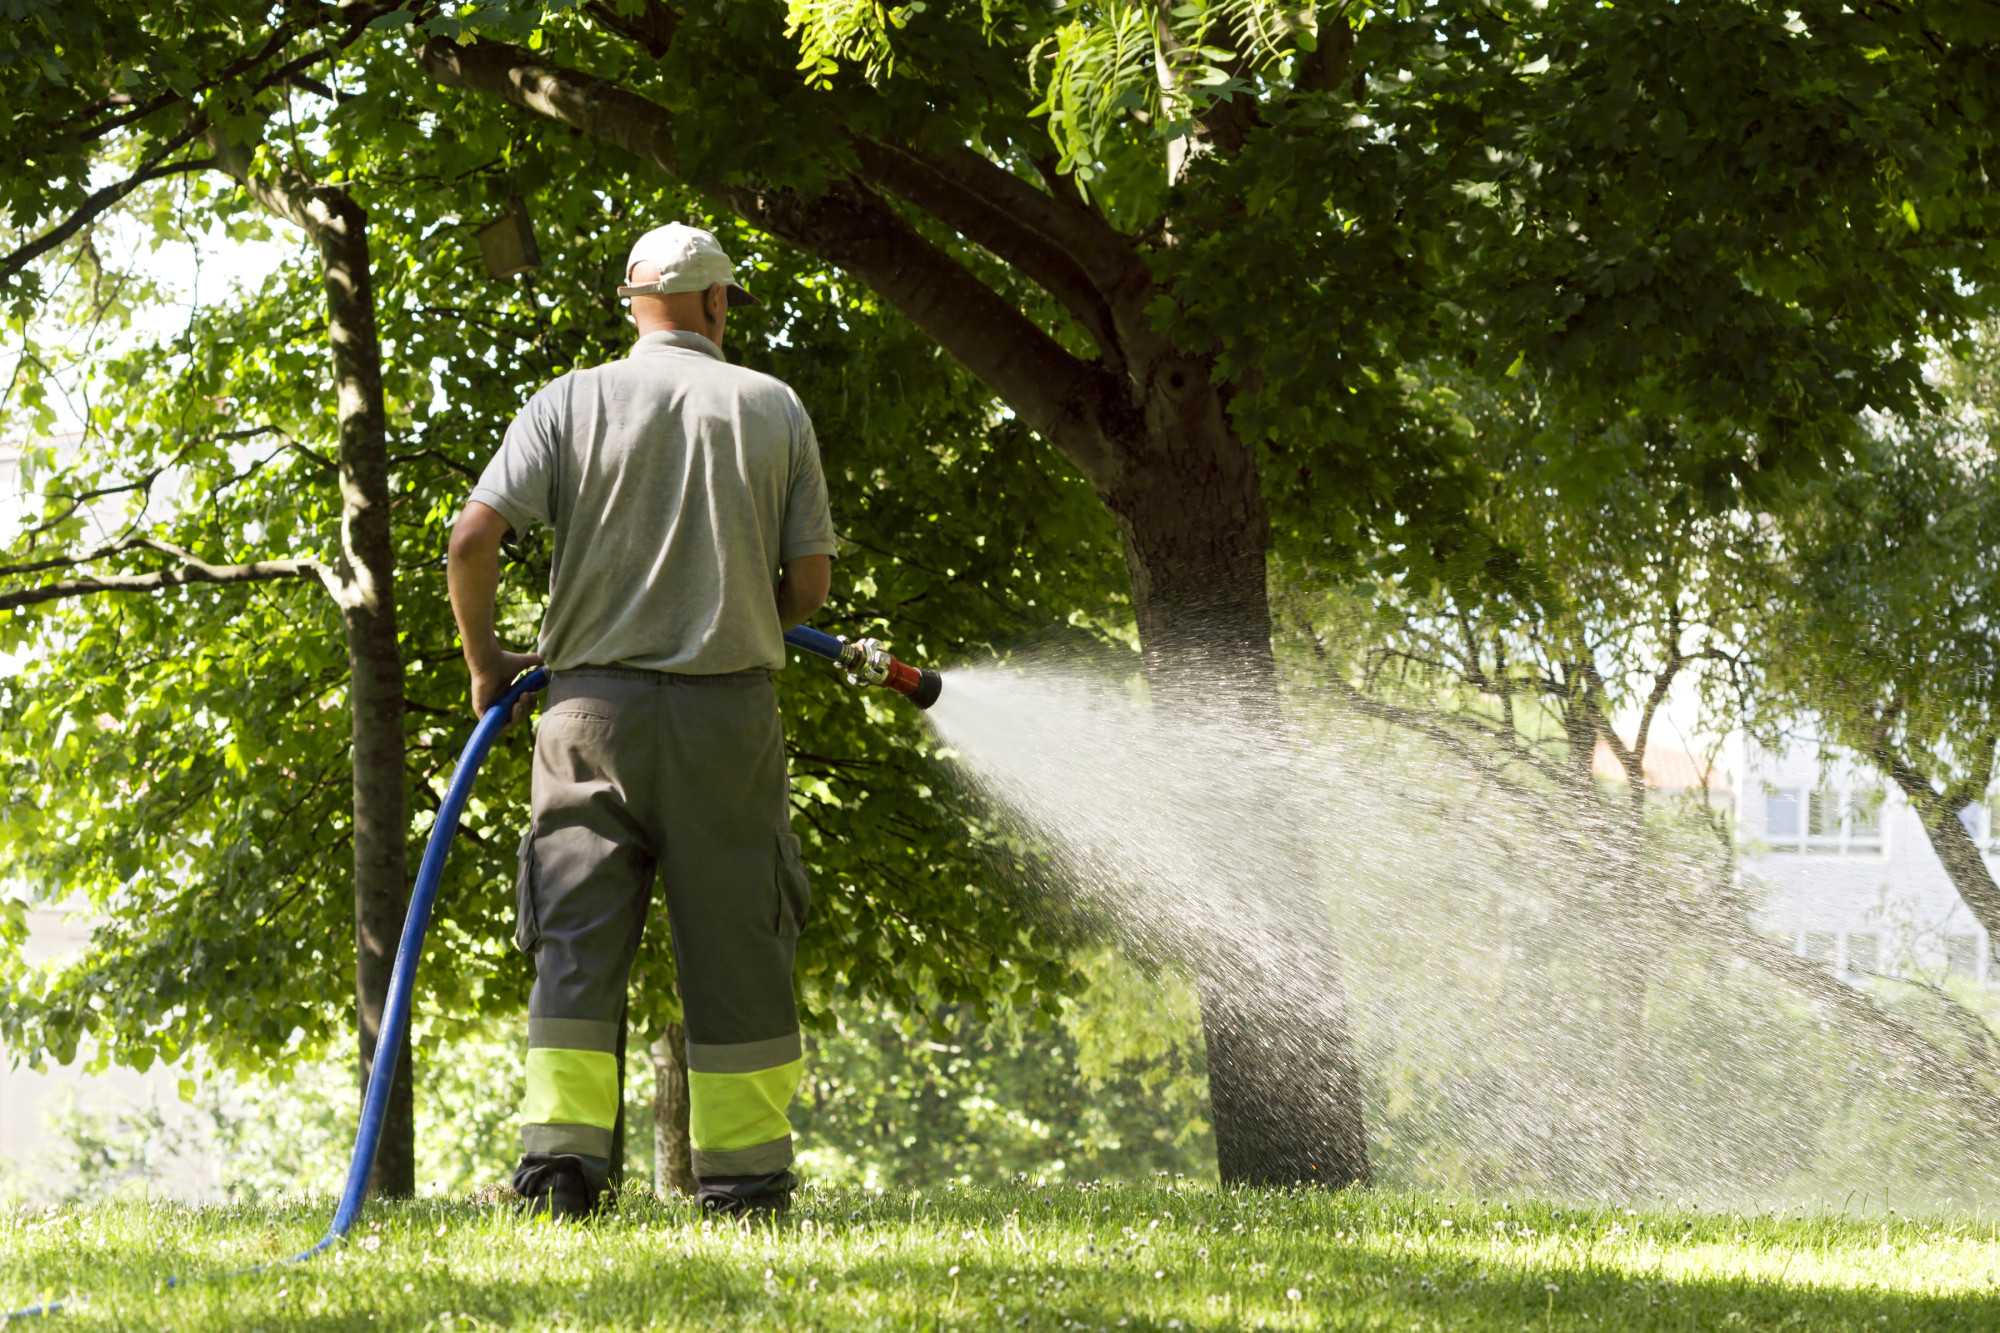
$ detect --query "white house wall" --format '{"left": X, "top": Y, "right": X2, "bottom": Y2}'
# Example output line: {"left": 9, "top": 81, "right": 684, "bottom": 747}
{"left": 1741, "top": 739, "right": 1991, "bottom": 982}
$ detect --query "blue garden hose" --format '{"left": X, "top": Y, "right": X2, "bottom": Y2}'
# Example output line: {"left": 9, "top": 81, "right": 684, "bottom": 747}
{"left": 3, "top": 667, "right": 550, "bottom": 1321}
{"left": 316, "top": 666, "right": 551, "bottom": 1246}
{"left": 783, "top": 624, "right": 844, "bottom": 659}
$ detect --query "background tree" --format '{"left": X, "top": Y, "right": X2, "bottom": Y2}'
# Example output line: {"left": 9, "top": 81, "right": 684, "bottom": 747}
{"left": 1, "top": 0, "right": 468, "bottom": 1197}
{"left": 1269, "top": 368, "right": 2000, "bottom": 1188}
{"left": 1732, "top": 325, "right": 2000, "bottom": 967}
{"left": 2, "top": 66, "right": 420, "bottom": 1190}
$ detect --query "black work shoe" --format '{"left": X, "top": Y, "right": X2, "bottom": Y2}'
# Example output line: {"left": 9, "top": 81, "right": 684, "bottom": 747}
{"left": 698, "top": 1168, "right": 796, "bottom": 1219}
{"left": 513, "top": 1153, "right": 600, "bottom": 1221}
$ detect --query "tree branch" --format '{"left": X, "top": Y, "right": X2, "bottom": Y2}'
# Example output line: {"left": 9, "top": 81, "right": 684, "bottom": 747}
{"left": 69, "top": 13, "right": 311, "bottom": 144}
{"left": 0, "top": 124, "right": 217, "bottom": 286}
{"left": 584, "top": 0, "right": 680, "bottom": 58}
{"left": 0, "top": 535, "right": 238, "bottom": 580}
{"left": 847, "top": 137, "right": 1127, "bottom": 367}
{"left": 416, "top": 37, "right": 1128, "bottom": 488}
{"left": 1869, "top": 729, "right": 2000, "bottom": 949}
{"left": 853, "top": 136, "right": 1152, "bottom": 317}
{"left": 2, "top": 3, "right": 403, "bottom": 292}
{"left": 386, "top": 446, "right": 480, "bottom": 482}
{"left": 0, "top": 552, "right": 325, "bottom": 611}
{"left": 1156, "top": 10, "right": 1263, "bottom": 158}
{"left": 1292, "top": 4, "right": 1358, "bottom": 97}
{"left": 1631, "top": 611, "right": 1685, "bottom": 766}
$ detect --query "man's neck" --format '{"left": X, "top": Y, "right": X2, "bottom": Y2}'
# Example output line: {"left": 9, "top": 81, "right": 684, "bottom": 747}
{"left": 635, "top": 315, "right": 721, "bottom": 345}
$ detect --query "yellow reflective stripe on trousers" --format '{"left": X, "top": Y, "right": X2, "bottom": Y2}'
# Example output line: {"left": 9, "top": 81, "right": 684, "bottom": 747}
{"left": 523, "top": 1048, "right": 620, "bottom": 1128}
{"left": 687, "top": 1058, "right": 804, "bottom": 1152}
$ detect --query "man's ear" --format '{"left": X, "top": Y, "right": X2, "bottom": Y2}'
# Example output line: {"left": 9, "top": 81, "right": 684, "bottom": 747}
{"left": 708, "top": 282, "right": 728, "bottom": 324}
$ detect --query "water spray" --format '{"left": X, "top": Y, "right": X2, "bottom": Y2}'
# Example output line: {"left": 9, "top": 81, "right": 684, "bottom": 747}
{"left": 784, "top": 624, "right": 944, "bottom": 709}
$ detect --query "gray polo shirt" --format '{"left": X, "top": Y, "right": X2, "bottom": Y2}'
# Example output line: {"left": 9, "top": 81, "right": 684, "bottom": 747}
{"left": 469, "top": 330, "right": 837, "bottom": 675}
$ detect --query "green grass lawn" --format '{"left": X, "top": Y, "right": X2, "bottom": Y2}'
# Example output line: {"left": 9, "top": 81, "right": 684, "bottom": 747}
{"left": 3, "top": 1181, "right": 1996, "bottom": 1330}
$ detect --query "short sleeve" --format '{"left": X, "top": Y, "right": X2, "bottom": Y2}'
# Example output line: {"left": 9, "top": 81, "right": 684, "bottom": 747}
{"left": 781, "top": 394, "right": 838, "bottom": 562}
{"left": 468, "top": 381, "right": 564, "bottom": 534}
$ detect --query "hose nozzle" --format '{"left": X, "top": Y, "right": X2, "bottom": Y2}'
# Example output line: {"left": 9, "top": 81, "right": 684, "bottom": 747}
{"left": 784, "top": 625, "right": 943, "bottom": 709}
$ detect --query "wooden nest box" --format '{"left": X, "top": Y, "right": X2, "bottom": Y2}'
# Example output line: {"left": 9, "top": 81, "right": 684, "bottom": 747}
{"left": 476, "top": 197, "right": 541, "bottom": 279}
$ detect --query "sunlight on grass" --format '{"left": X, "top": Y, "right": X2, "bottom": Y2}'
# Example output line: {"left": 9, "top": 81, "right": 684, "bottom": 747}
{"left": 4, "top": 1182, "right": 1998, "bottom": 1330}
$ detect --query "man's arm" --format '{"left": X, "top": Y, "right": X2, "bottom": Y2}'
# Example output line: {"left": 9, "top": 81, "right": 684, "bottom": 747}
{"left": 448, "top": 499, "right": 544, "bottom": 723}
{"left": 776, "top": 554, "right": 832, "bottom": 630}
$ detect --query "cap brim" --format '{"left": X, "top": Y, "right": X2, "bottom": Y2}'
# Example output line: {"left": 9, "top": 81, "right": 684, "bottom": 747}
{"left": 726, "top": 283, "right": 761, "bottom": 308}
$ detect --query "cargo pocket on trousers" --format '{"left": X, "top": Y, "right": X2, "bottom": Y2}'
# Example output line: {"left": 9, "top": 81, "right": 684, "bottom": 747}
{"left": 775, "top": 830, "right": 813, "bottom": 938}
{"left": 514, "top": 827, "right": 542, "bottom": 954}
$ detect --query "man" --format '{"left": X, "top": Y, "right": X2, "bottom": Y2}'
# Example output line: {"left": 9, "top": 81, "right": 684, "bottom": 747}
{"left": 447, "top": 222, "right": 836, "bottom": 1219}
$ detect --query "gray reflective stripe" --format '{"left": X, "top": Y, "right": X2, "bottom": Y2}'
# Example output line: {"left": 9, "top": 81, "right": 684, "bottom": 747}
{"left": 693, "top": 1135, "right": 794, "bottom": 1178}
{"left": 521, "top": 1122, "right": 615, "bottom": 1157}
{"left": 528, "top": 1017, "right": 621, "bottom": 1052}
{"left": 685, "top": 1031, "right": 802, "bottom": 1074}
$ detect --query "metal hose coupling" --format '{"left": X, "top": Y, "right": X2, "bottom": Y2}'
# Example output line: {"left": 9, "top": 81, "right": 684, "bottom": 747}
{"left": 784, "top": 625, "right": 944, "bottom": 709}
{"left": 840, "top": 636, "right": 944, "bottom": 709}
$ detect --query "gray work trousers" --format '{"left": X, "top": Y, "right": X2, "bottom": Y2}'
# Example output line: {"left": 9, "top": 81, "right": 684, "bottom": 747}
{"left": 514, "top": 667, "right": 812, "bottom": 1178}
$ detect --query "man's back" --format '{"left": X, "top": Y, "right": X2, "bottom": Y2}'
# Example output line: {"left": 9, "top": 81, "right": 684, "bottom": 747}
{"left": 470, "top": 329, "right": 835, "bottom": 674}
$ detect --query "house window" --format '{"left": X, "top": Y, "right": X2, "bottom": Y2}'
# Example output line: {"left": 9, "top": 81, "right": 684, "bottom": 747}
{"left": 1846, "top": 933, "right": 1879, "bottom": 974}
{"left": 1766, "top": 789, "right": 1802, "bottom": 848}
{"left": 1764, "top": 788, "right": 1882, "bottom": 855}
{"left": 1849, "top": 792, "right": 1884, "bottom": 852}
{"left": 1946, "top": 935, "right": 1982, "bottom": 979}
{"left": 1804, "top": 931, "right": 1838, "bottom": 967}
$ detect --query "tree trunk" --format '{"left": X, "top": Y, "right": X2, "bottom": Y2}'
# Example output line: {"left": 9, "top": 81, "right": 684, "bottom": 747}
{"left": 650, "top": 1023, "right": 697, "bottom": 1195}
{"left": 1877, "top": 746, "right": 2000, "bottom": 963}
{"left": 1193, "top": 939, "right": 1371, "bottom": 1187}
{"left": 1911, "top": 798, "right": 2000, "bottom": 962}
{"left": 305, "top": 187, "right": 412, "bottom": 1199}
{"left": 1107, "top": 380, "right": 1372, "bottom": 1189}
{"left": 204, "top": 139, "right": 412, "bottom": 1195}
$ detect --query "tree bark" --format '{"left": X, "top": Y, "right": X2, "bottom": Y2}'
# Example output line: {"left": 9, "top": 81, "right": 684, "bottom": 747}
{"left": 650, "top": 1023, "right": 697, "bottom": 1196}
{"left": 0, "top": 556, "right": 321, "bottom": 610}
{"left": 212, "top": 135, "right": 412, "bottom": 1196}
{"left": 314, "top": 187, "right": 411, "bottom": 1199}
{"left": 1878, "top": 752, "right": 2000, "bottom": 960}
{"left": 1109, "top": 391, "right": 1371, "bottom": 1188}
{"left": 1918, "top": 812, "right": 2000, "bottom": 964}
{"left": 1856, "top": 720, "right": 2000, "bottom": 960}
{"left": 1194, "top": 941, "right": 1371, "bottom": 1187}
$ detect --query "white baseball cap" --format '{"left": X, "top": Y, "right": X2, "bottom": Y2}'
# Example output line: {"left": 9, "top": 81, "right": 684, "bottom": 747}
{"left": 618, "top": 223, "right": 760, "bottom": 307}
